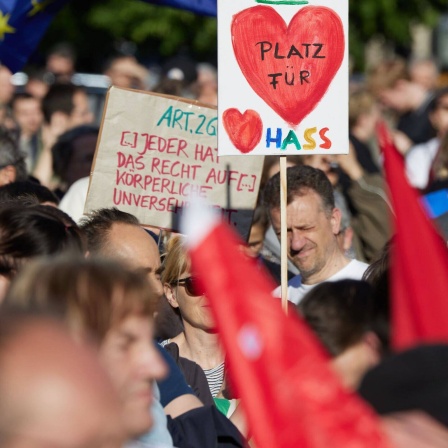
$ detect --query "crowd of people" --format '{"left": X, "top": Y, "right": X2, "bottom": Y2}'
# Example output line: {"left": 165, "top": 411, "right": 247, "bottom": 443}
{"left": 0, "top": 39, "right": 447, "bottom": 447}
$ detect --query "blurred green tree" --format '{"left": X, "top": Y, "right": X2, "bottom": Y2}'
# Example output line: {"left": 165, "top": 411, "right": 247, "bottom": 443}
{"left": 349, "top": 0, "right": 448, "bottom": 70}
{"left": 37, "top": 0, "right": 448, "bottom": 72}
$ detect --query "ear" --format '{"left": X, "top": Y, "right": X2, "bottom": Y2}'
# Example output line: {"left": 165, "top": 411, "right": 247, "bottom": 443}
{"left": 0, "top": 165, "right": 16, "bottom": 186}
{"left": 164, "top": 283, "right": 179, "bottom": 309}
{"left": 330, "top": 207, "right": 342, "bottom": 235}
{"left": 361, "top": 331, "right": 381, "bottom": 366}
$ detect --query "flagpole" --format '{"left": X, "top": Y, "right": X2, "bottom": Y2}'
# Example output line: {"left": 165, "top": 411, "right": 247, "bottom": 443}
{"left": 280, "top": 156, "right": 288, "bottom": 314}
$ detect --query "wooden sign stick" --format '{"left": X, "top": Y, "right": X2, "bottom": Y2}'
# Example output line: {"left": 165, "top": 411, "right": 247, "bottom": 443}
{"left": 279, "top": 156, "right": 288, "bottom": 314}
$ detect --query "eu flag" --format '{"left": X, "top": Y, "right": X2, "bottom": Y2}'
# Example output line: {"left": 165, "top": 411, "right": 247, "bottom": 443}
{"left": 142, "top": 0, "right": 216, "bottom": 17}
{"left": 0, "top": 0, "right": 70, "bottom": 73}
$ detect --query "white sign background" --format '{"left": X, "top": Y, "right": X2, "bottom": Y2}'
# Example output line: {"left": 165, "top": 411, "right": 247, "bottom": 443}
{"left": 218, "top": 0, "right": 349, "bottom": 156}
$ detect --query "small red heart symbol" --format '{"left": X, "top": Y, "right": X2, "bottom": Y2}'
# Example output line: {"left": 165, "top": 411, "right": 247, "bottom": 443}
{"left": 232, "top": 5, "right": 344, "bottom": 126}
{"left": 222, "top": 108, "right": 263, "bottom": 154}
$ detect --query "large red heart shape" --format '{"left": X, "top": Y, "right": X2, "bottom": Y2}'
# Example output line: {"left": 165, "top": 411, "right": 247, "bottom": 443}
{"left": 222, "top": 108, "right": 263, "bottom": 154}
{"left": 231, "top": 6, "right": 344, "bottom": 126}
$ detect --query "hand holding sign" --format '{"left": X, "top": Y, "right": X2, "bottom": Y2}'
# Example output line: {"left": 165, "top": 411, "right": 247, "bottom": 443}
{"left": 231, "top": 5, "right": 344, "bottom": 126}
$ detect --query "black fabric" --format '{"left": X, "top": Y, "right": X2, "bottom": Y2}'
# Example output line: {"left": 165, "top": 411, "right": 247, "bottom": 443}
{"left": 167, "top": 405, "right": 245, "bottom": 448}
{"left": 358, "top": 344, "right": 448, "bottom": 427}
{"left": 163, "top": 342, "right": 215, "bottom": 407}
{"left": 156, "top": 344, "right": 194, "bottom": 408}
{"left": 396, "top": 97, "right": 436, "bottom": 145}
{"left": 349, "top": 134, "right": 380, "bottom": 174}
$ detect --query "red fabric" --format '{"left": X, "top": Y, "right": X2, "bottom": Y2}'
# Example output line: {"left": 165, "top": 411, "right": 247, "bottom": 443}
{"left": 378, "top": 121, "right": 448, "bottom": 349}
{"left": 189, "top": 222, "right": 391, "bottom": 448}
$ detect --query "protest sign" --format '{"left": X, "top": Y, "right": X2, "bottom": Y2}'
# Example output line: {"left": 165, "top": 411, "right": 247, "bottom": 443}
{"left": 85, "top": 87, "right": 264, "bottom": 239}
{"left": 218, "top": 0, "right": 349, "bottom": 156}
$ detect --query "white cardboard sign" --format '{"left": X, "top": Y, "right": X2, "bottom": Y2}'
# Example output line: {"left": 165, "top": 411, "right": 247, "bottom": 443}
{"left": 218, "top": 0, "right": 349, "bottom": 156}
{"left": 85, "top": 87, "right": 264, "bottom": 239}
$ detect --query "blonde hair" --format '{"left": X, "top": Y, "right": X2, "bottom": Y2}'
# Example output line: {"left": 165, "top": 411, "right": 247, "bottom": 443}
{"left": 160, "top": 235, "right": 189, "bottom": 285}
{"left": 349, "top": 89, "right": 377, "bottom": 129}
{"left": 5, "top": 256, "right": 158, "bottom": 342}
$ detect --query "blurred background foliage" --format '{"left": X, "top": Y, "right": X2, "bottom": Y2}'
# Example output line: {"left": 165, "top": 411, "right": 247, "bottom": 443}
{"left": 36, "top": 0, "right": 448, "bottom": 73}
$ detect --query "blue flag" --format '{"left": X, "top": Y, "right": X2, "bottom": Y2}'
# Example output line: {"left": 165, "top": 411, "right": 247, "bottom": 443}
{"left": 0, "top": 0, "right": 70, "bottom": 73}
{"left": 142, "top": 0, "right": 216, "bottom": 17}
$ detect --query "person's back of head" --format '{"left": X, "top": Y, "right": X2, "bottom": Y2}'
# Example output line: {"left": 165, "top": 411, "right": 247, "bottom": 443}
{"left": 263, "top": 164, "right": 335, "bottom": 213}
{"left": 298, "top": 279, "right": 375, "bottom": 356}
{"left": 41, "top": 83, "right": 78, "bottom": 124}
{"left": 0, "top": 203, "right": 85, "bottom": 302}
{"left": 41, "top": 82, "right": 92, "bottom": 130}
{"left": 52, "top": 124, "right": 98, "bottom": 190}
{"left": 0, "top": 180, "right": 59, "bottom": 206}
{"left": 298, "top": 279, "right": 381, "bottom": 389}
{"left": 0, "top": 127, "right": 27, "bottom": 185}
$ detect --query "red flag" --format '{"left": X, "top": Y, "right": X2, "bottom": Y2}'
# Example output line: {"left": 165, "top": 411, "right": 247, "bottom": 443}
{"left": 182, "top": 204, "right": 391, "bottom": 448}
{"left": 378, "top": 121, "right": 448, "bottom": 349}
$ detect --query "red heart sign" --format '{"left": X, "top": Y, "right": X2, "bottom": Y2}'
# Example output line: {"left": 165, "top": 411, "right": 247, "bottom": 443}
{"left": 223, "top": 108, "right": 263, "bottom": 154}
{"left": 231, "top": 5, "right": 344, "bottom": 126}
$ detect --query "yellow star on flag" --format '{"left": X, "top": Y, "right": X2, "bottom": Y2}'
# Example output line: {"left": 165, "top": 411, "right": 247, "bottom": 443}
{"left": 28, "top": 0, "right": 54, "bottom": 17}
{"left": 0, "top": 11, "right": 15, "bottom": 40}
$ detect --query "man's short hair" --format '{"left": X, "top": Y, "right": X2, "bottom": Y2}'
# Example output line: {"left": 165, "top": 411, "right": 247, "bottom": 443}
{"left": 0, "top": 181, "right": 59, "bottom": 205}
{"left": 80, "top": 207, "right": 139, "bottom": 254}
{"left": 263, "top": 164, "right": 335, "bottom": 214}
{"left": 298, "top": 279, "right": 375, "bottom": 357}
{"left": 41, "top": 83, "right": 83, "bottom": 123}
{"left": 0, "top": 127, "right": 27, "bottom": 181}
{"left": 52, "top": 124, "right": 99, "bottom": 180}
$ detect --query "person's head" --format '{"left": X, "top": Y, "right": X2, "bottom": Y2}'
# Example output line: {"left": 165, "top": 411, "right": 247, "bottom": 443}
{"left": 298, "top": 279, "right": 381, "bottom": 389}
{"left": 25, "top": 68, "right": 50, "bottom": 100}
{"left": 358, "top": 345, "right": 448, "bottom": 447}
{"left": 46, "top": 43, "right": 76, "bottom": 83}
{"left": 0, "top": 180, "right": 59, "bottom": 206}
{"left": 161, "top": 54, "right": 198, "bottom": 96}
{"left": 408, "top": 58, "right": 439, "bottom": 91}
{"left": 41, "top": 83, "right": 93, "bottom": 129}
{"left": 103, "top": 54, "right": 149, "bottom": 90}
{"left": 263, "top": 165, "right": 342, "bottom": 282}
{"left": 10, "top": 93, "right": 43, "bottom": 138}
{"left": 161, "top": 235, "right": 215, "bottom": 333}
{"left": 80, "top": 208, "right": 163, "bottom": 300}
{"left": 0, "top": 312, "right": 124, "bottom": 448}
{"left": 0, "top": 203, "right": 84, "bottom": 301}
{"left": 0, "top": 127, "right": 27, "bottom": 185}
{"left": 429, "top": 87, "right": 448, "bottom": 137}
{"left": 348, "top": 89, "right": 380, "bottom": 138}
{"left": 52, "top": 125, "right": 98, "bottom": 189}
{"left": 5, "top": 256, "right": 167, "bottom": 439}
{"left": 243, "top": 204, "right": 269, "bottom": 259}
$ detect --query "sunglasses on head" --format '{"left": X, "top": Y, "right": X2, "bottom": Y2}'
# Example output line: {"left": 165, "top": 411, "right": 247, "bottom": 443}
{"left": 176, "top": 276, "right": 205, "bottom": 297}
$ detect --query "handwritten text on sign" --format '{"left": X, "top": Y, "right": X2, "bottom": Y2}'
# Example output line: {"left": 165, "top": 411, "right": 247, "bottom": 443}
{"left": 85, "top": 87, "right": 264, "bottom": 238}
